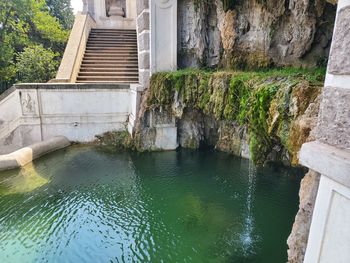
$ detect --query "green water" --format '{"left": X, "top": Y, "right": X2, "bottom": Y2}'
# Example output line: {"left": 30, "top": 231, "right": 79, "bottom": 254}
{"left": 0, "top": 146, "right": 302, "bottom": 263}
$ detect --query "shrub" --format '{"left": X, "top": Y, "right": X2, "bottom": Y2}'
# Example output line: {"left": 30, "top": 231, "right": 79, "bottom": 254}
{"left": 16, "top": 45, "right": 59, "bottom": 83}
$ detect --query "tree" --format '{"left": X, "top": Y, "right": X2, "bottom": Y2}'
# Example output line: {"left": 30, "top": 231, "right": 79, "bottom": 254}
{"left": 16, "top": 45, "right": 59, "bottom": 83}
{"left": 45, "top": 0, "right": 75, "bottom": 30}
{"left": 0, "top": 0, "right": 71, "bottom": 86}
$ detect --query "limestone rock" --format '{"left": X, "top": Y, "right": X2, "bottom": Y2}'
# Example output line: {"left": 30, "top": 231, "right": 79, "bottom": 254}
{"left": 287, "top": 170, "right": 321, "bottom": 263}
{"left": 178, "top": 0, "right": 337, "bottom": 68}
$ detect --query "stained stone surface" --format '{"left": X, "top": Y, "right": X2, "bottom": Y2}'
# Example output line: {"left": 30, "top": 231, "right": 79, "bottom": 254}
{"left": 177, "top": 0, "right": 336, "bottom": 68}
{"left": 287, "top": 170, "right": 321, "bottom": 263}
{"left": 316, "top": 86, "right": 350, "bottom": 150}
{"left": 328, "top": 7, "right": 350, "bottom": 75}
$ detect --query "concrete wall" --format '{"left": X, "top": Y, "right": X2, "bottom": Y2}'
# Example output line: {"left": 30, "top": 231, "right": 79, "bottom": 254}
{"left": 299, "top": 1, "right": 350, "bottom": 262}
{"left": 0, "top": 84, "right": 137, "bottom": 154}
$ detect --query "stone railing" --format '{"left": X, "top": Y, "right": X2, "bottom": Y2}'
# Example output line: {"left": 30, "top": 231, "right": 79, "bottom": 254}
{"left": 54, "top": 13, "right": 96, "bottom": 83}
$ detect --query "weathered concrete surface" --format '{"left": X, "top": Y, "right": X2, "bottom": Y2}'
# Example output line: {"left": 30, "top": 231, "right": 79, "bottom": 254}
{"left": 0, "top": 136, "right": 70, "bottom": 171}
{"left": 328, "top": 6, "right": 350, "bottom": 75}
{"left": 0, "top": 84, "right": 135, "bottom": 154}
{"left": 316, "top": 86, "right": 350, "bottom": 150}
{"left": 287, "top": 170, "right": 321, "bottom": 263}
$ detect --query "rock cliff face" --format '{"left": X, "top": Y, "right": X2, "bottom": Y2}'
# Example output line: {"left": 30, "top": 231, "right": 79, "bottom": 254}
{"left": 287, "top": 170, "right": 321, "bottom": 263}
{"left": 136, "top": 69, "right": 323, "bottom": 166}
{"left": 178, "top": 0, "right": 336, "bottom": 69}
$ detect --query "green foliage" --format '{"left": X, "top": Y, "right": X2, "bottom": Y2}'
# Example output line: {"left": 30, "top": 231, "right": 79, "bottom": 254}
{"left": 96, "top": 131, "right": 138, "bottom": 151}
{"left": 31, "top": 0, "right": 69, "bottom": 44}
{"left": 45, "top": 0, "right": 74, "bottom": 30}
{"left": 148, "top": 68, "right": 325, "bottom": 164}
{"left": 0, "top": 0, "right": 71, "bottom": 88}
{"left": 16, "top": 45, "right": 59, "bottom": 83}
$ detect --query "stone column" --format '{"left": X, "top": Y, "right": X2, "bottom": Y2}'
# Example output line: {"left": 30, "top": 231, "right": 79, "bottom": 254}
{"left": 295, "top": 1, "right": 350, "bottom": 262}
{"left": 126, "top": 0, "right": 137, "bottom": 19}
{"left": 150, "top": 0, "right": 177, "bottom": 72}
{"left": 136, "top": 0, "right": 151, "bottom": 88}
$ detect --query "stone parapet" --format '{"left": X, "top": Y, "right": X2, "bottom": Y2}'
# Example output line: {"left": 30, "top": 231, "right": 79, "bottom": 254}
{"left": 55, "top": 13, "right": 96, "bottom": 83}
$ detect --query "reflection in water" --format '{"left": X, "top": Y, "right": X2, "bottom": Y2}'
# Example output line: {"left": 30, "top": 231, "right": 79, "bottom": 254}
{"left": 0, "top": 163, "right": 48, "bottom": 195}
{"left": 0, "top": 146, "right": 302, "bottom": 263}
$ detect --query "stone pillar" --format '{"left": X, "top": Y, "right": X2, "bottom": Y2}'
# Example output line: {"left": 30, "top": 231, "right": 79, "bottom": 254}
{"left": 128, "top": 0, "right": 151, "bottom": 135}
{"left": 295, "top": 1, "right": 350, "bottom": 262}
{"left": 150, "top": 0, "right": 177, "bottom": 72}
{"left": 136, "top": 0, "right": 151, "bottom": 88}
{"left": 126, "top": 0, "right": 137, "bottom": 19}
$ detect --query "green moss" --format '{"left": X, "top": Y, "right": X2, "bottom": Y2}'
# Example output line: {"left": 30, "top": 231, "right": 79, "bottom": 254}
{"left": 96, "top": 131, "right": 138, "bottom": 151}
{"left": 148, "top": 67, "right": 325, "bottom": 164}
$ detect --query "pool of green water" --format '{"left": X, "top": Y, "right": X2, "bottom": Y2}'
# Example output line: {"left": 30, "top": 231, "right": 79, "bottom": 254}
{"left": 0, "top": 146, "right": 302, "bottom": 263}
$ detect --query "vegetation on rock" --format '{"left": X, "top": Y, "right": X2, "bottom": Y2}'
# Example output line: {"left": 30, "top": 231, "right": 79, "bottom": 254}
{"left": 96, "top": 131, "right": 139, "bottom": 152}
{"left": 147, "top": 68, "right": 324, "bottom": 164}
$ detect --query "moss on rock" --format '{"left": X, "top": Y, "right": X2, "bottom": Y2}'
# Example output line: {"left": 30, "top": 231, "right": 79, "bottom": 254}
{"left": 147, "top": 68, "right": 324, "bottom": 165}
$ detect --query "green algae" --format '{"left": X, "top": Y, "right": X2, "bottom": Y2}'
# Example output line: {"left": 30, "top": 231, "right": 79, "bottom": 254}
{"left": 147, "top": 68, "right": 324, "bottom": 164}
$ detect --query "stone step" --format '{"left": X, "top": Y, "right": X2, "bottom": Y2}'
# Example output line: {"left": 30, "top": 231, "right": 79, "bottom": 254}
{"left": 88, "top": 36, "right": 137, "bottom": 40}
{"left": 76, "top": 76, "right": 139, "bottom": 82}
{"left": 88, "top": 39, "right": 136, "bottom": 42}
{"left": 82, "top": 59, "right": 138, "bottom": 63}
{"left": 81, "top": 65, "right": 138, "bottom": 69}
{"left": 88, "top": 35, "right": 136, "bottom": 39}
{"left": 85, "top": 46, "right": 137, "bottom": 50}
{"left": 91, "top": 29, "right": 136, "bottom": 32}
{"left": 84, "top": 51, "right": 138, "bottom": 55}
{"left": 83, "top": 56, "right": 138, "bottom": 60}
{"left": 80, "top": 63, "right": 138, "bottom": 68}
{"left": 87, "top": 41, "right": 137, "bottom": 45}
{"left": 77, "top": 29, "right": 139, "bottom": 84}
{"left": 78, "top": 72, "right": 138, "bottom": 76}
{"left": 86, "top": 43, "right": 137, "bottom": 47}
{"left": 80, "top": 67, "right": 138, "bottom": 72}
{"left": 90, "top": 30, "right": 136, "bottom": 35}
{"left": 89, "top": 34, "right": 136, "bottom": 37}
{"left": 88, "top": 39, "right": 136, "bottom": 43}
{"left": 76, "top": 80, "right": 139, "bottom": 83}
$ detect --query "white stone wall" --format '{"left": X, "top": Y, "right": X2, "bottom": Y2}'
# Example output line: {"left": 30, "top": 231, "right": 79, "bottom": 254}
{"left": 300, "top": 1, "right": 350, "bottom": 262}
{"left": 150, "top": 0, "right": 177, "bottom": 72}
{"left": 0, "top": 84, "right": 134, "bottom": 154}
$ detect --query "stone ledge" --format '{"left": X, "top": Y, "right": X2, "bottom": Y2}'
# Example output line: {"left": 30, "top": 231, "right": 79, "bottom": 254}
{"left": 0, "top": 83, "right": 131, "bottom": 103}
{"left": 300, "top": 141, "right": 350, "bottom": 188}
{"left": 0, "top": 136, "right": 71, "bottom": 171}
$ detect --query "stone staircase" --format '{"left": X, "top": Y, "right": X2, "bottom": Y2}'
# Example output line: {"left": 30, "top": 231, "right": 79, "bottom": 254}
{"left": 77, "top": 29, "right": 139, "bottom": 83}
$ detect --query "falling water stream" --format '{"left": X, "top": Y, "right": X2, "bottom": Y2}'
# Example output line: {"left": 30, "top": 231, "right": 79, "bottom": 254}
{"left": 0, "top": 146, "right": 302, "bottom": 262}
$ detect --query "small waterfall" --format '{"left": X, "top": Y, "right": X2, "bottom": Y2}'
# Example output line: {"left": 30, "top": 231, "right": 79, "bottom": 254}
{"left": 240, "top": 160, "right": 258, "bottom": 255}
